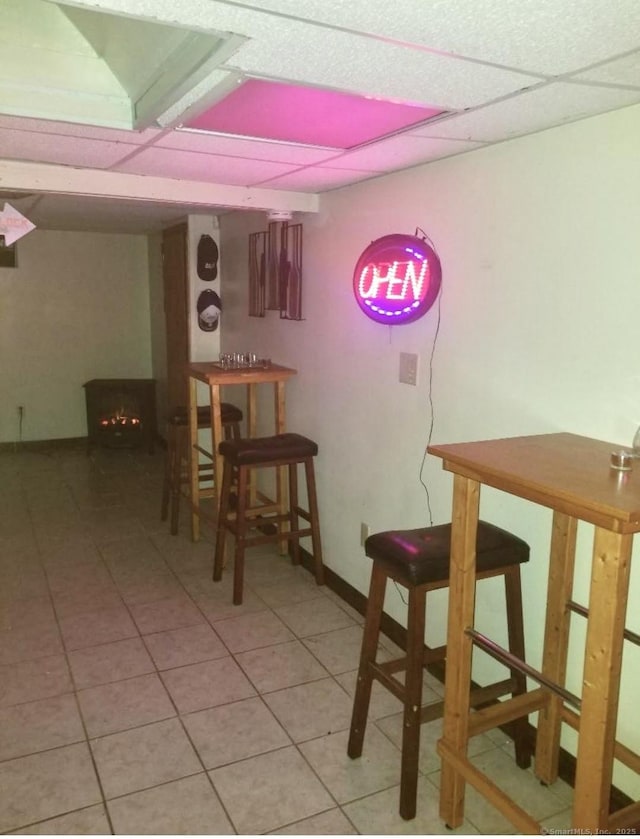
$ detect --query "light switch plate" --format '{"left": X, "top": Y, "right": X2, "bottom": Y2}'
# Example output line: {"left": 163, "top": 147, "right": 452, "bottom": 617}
{"left": 399, "top": 352, "right": 418, "bottom": 386}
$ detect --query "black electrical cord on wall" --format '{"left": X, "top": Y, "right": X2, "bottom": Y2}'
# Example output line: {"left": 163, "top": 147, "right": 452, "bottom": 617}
{"left": 391, "top": 230, "right": 443, "bottom": 606}
{"left": 414, "top": 227, "right": 443, "bottom": 528}
{"left": 418, "top": 287, "right": 442, "bottom": 528}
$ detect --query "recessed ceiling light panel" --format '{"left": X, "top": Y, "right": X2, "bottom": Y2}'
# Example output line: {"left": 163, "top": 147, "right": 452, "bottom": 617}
{"left": 183, "top": 78, "right": 445, "bottom": 149}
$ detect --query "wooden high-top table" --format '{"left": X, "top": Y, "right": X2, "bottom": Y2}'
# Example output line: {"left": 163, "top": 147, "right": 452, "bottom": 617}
{"left": 427, "top": 432, "right": 640, "bottom": 834}
{"left": 187, "top": 361, "right": 297, "bottom": 541}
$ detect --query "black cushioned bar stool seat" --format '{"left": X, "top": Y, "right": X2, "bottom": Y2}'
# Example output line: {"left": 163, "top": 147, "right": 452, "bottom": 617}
{"left": 347, "top": 520, "right": 531, "bottom": 821}
{"left": 366, "top": 522, "right": 529, "bottom": 585}
{"left": 214, "top": 432, "right": 324, "bottom": 604}
{"left": 219, "top": 432, "right": 317, "bottom": 465}
{"left": 161, "top": 402, "right": 243, "bottom": 535}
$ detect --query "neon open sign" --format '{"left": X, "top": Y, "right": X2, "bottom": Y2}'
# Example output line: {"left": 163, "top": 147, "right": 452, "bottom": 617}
{"left": 353, "top": 233, "right": 442, "bottom": 324}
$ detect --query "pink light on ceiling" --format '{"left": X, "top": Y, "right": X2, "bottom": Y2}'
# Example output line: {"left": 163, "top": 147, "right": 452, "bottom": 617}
{"left": 183, "top": 79, "right": 444, "bottom": 149}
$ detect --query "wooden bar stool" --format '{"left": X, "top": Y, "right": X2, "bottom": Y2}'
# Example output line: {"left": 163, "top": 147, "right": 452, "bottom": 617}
{"left": 213, "top": 432, "right": 325, "bottom": 604}
{"left": 347, "top": 521, "right": 531, "bottom": 821}
{"left": 161, "top": 402, "right": 242, "bottom": 535}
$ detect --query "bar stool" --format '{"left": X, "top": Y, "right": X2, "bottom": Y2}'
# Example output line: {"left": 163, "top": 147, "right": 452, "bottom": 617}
{"left": 347, "top": 521, "right": 531, "bottom": 821}
{"left": 160, "top": 403, "right": 243, "bottom": 535}
{"left": 213, "top": 432, "right": 324, "bottom": 604}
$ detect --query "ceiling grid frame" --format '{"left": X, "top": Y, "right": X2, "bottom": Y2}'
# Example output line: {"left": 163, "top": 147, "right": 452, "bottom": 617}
{"left": 0, "top": 0, "right": 637, "bottom": 232}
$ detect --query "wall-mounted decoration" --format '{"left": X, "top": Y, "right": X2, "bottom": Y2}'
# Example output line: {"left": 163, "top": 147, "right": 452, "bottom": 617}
{"left": 248, "top": 218, "right": 304, "bottom": 320}
{"left": 197, "top": 234, "right": 219, "bottom": 281}
{"left": 352, "top": 232, "right": 442, "bottom": 325}
{"left": 197, "top": 288, "right": 222, "bottom": 331}
{"left": 266, "top": 220, "right": 280, "bottom": 310}
{"left": 0, "top": 202, "right": 36, "bottom": 247}
{"left": 278, "top": 221, "right": 303, "bottom": 320}
{"left": 248, "top": 230, "right": 267, "bottom": 317}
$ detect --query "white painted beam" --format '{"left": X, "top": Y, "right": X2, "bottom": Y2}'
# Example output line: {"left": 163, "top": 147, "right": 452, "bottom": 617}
{"left": 0, "top": 158, "right": 319, "bottom": 214}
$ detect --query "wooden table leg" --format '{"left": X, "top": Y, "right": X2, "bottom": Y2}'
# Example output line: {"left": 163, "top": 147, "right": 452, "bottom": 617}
{"left": 535, "top": 511, "right": 577, "bottom": 784}
{"left": 438, "top": 473, "right": 480, "bottom": 829}
{"left": 274, "top": 384, "right": 287, "bottom": 502}
{"left": 209, "top": 384, "right": 223, "bottom": 517}
{"left": 245, "top": 383, "right": 258, "bottom": 506}
{"left": 188, "top": 375, "right": 200, "bottom": 542}
{"left": 274, "top": 381, "right": 289, "bottom": 554}
{"left": 274, "top": 380, "right": 286, "bottom": 434}
{"left": 572, "top": 528, "right": 632, "bottom": 831}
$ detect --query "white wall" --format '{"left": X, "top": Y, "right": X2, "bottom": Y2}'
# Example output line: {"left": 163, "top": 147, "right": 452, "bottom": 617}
{"left": 0, "top": 229, "right": 152, "bottom": 442}
{"left": 220, "top": 102, "right": 640, "bottom": 797}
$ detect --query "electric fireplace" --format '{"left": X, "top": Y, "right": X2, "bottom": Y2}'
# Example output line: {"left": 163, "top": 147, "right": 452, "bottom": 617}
{"left": 83, "top": 379, "right": 157, "bottom": 453}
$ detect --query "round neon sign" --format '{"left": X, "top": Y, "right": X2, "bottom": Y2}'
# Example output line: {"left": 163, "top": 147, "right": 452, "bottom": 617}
{"left": 353, "top": 233, "right": 442, "bottom": 325}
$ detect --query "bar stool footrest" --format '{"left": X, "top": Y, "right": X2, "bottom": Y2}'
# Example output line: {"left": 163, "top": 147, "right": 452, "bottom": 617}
{"left": 468, "top": 628, "right": 581, "bottom": 710}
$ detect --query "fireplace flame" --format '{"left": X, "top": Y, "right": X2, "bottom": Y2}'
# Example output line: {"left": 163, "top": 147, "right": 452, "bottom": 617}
{"left": 99, "top": 413, "right": 141, "bottom": 427}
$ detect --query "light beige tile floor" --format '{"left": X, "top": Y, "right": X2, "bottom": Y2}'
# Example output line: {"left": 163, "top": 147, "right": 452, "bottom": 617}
{"left": 0, "top": 443, "right": 574, "bottom": 834}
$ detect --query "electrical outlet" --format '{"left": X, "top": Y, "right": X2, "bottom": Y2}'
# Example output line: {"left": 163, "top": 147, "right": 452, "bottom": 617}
{"left": 399, "top": 352, "right": 418, "bottom": 386}
{"left": 360, "top": 522, "right": 370, "bottom": 546}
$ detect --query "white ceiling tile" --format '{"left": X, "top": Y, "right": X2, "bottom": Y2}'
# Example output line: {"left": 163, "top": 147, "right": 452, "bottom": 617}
{"left": 227, "top": 0, "right": 640, "bottom": 76}
{"left": 415, "top": 82, "right": 640, "bottom": 143}
{"left": 113, "top": 146, "right": 300, "bottom": 185}
{"left": 329, "top": 134, "right": 485, "bottom": 171}
{"left": 230, "top": 30, "right": 539, "bottom": 110}
{"left": 571, "top": 52, "right": 640, "bottom": 87}
{"left": 0, "top": 128, "right": 139, "bottom": 167}
{"left": 257, "top": 166, "right": 379, "bottom": 191}
{"left": 155, "top": 130, "right": 337, "bottom": 165}
{"left": 43, "top": 0, "right": 640, "bottom": 79}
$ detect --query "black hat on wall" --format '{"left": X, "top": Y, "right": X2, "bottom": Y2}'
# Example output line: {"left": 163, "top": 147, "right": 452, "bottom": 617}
{"left": 197, "top": 289, "right": 222, "bottom": 332}
{"left": 197, "top": 234, "right": 219, "bottom": 281}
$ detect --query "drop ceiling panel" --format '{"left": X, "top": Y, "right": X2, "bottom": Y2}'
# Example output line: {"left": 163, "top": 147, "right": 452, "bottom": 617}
{"left": 113, "top": 147, "right": 300, "bottom": 185}
{"left": 227, "top": 0, "right": 640, "bottom": 76}
{"left": 572, "top": 52, "right": 640, "bottom": 87}
{"left": 114, "top": 0, "right": 539, "bottom": 108}
{"left": 0, "top": 128, "right": 138, "bottom": 168}
{"left": 231, "top": 29, "right": 540, "bottom": 110}
{"left": 156, "top": 131, "right": 337, "bottom": 165}
{"left": 257, "top": 166, "right": 379, "bottom": 192}
{"left": 417, "top": 82, "right": 640, "bottom": 143}
{"left": 330, "top": 134, "right": 486, "bottom": 171}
